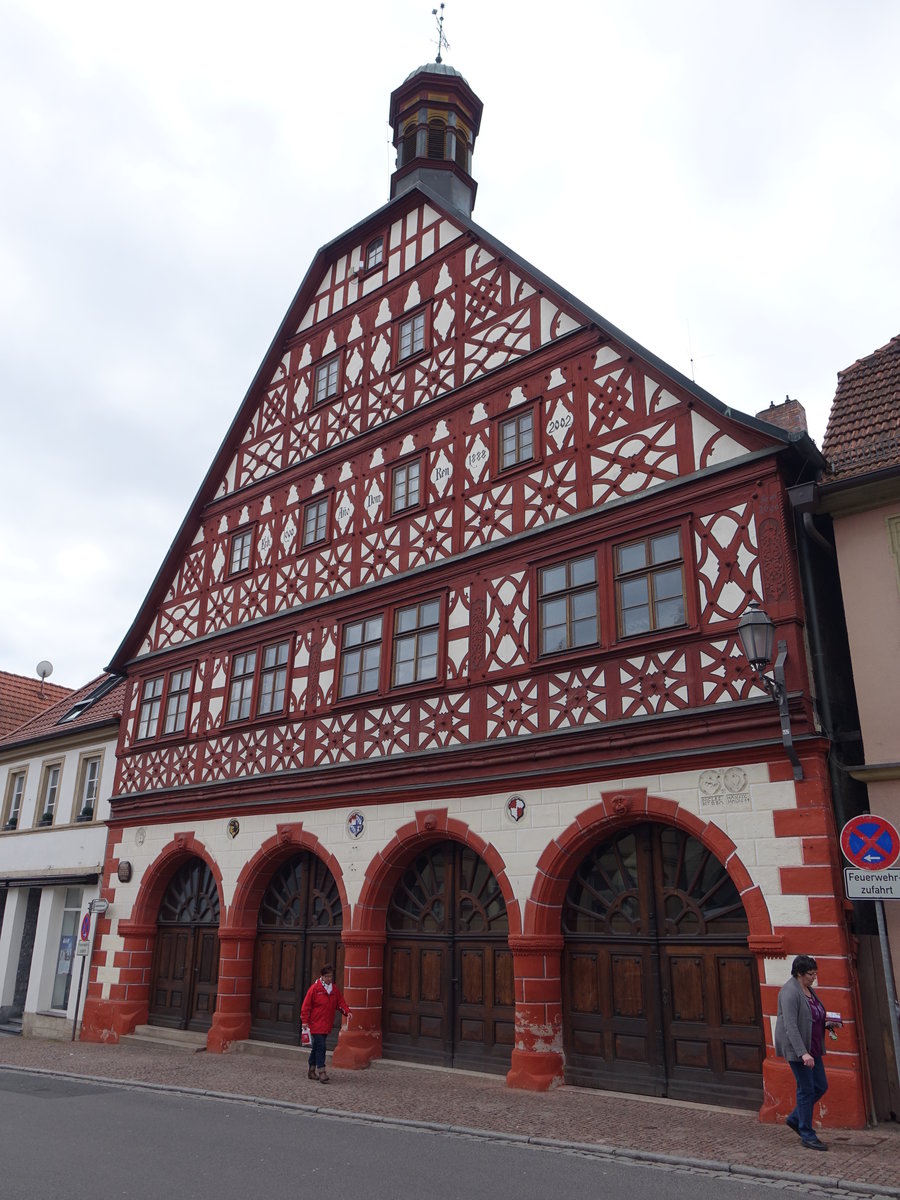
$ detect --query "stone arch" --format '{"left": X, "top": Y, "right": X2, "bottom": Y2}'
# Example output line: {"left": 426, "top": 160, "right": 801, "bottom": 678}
{"left": 227, "top": 822, "right": 349, "bottom": 932}
{"left": 524, "top": 788, "right": 772, "bottom": 941}
{"left": 353, "top": 808, "right": 521, "bottom": 936}
{"left": 120, "top": 831, "right": 223, "bottom": 935}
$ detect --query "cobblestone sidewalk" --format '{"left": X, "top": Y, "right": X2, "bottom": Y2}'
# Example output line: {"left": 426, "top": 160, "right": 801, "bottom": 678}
{"left": 1, "top": 1037, "right": 898, "bottom": 1196}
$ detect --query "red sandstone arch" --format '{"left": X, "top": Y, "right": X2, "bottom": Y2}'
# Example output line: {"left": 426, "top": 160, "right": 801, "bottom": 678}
{"left": 353, "top": 808, "right": 521, "bottom": 935}
{"left": 332, "top": 808, "right": 520, "bottom": 1071}
{"left": 524, "top": 788, "right": 772, "bottom": 940}
{"left": 227, "top": 822, "right": 349, "bottom": 931}
{"left": 121, "top": 832, "right": 223, "bottom": 933}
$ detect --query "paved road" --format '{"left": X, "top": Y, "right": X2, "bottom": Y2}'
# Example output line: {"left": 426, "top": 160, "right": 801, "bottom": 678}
{"left": 0, "top": 1068, "right": 860, "bottom": 1200}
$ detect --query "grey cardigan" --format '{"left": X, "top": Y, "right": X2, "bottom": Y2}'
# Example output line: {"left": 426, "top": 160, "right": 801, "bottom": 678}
{"left": 774, "top": 975, "right": 826, "bottom": 1061}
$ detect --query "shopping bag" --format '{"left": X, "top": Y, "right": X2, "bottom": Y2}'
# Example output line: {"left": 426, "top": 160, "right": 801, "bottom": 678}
{"left": 300, "top": 1024, "right": 311, "bottom": 1046}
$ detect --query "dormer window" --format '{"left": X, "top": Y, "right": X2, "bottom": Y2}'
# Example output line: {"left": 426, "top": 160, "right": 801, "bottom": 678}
{"left": 365, "top": 238, "right": 384, "bottom": 271}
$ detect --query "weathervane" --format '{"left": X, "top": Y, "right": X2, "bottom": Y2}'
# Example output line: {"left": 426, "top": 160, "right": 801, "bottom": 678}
{"left": 432, "top": 3, "right": 449, "bottom": 63}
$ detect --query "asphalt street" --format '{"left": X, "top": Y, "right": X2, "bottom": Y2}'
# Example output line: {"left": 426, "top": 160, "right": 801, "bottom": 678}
{"left": 0, "top": 1068, "right": 881, "bottom": 1200}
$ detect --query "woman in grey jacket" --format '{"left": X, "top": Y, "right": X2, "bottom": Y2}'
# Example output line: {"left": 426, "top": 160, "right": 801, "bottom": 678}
{"left": 774, "top": 954, "right": 829, "bottom": 1151}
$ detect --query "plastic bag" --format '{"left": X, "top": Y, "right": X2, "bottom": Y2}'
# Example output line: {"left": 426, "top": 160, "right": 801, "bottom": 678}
{"left": 300, "top": 1024, "right": 311, "bottom": 1046}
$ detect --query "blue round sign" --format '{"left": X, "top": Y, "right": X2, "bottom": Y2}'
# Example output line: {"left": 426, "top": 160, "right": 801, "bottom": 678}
{"left": 840, "top": 815, "right": 900, "bottom": 870}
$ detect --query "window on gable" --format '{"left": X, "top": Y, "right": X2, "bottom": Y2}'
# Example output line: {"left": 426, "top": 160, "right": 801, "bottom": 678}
{"left": 75, "top": 755, "right": 101, "bottom": 822}
{"left": 393, "top": 599, "right": 440, "bottom": 686}
{"left": 303, "top": 496, "right": 330, "bottom": 547}
{"left": 365, "top": 238, "right": 384, "bottom": 271}
{"left": 539, "top": 555, "right": 599, "bottom": 655}
{"left": 339, "top": 616, "right": 384, "bottom": 699}
{"left": 392, "top": 458, "right": 422, "bottom": 515}
{"left": 227, "top": 640, "right": 292, "bottom": 722}
{"left": 137, "top": 676, "right": 164, "bottom": 740}
{"left": 258, "top": 642, "right": 290, "bottom": 715}
{"left": 314, "top": 354, "right": 341, "bottom": 405}
{"left": 229, "top": 528, "right": 253, "bottom": 576}
{"left": 499, "top": 409, "right": 534, "bottom": 470}
{"left": 615, "top": 530, "right": 686, "bottom": 638}
{"left": 37, "top": 763, "right": 61, "bottom": 826}
{"left": 3, "top": 771, "right": 26, "bottom": 830}
{"left": 163, "top": 669, "right": 192, "bottom": 735}
{"left": 398, "top": 311, "right": 426, "bottom": 362}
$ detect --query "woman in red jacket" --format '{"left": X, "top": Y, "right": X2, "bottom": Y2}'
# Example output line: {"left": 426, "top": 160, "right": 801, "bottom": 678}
{"left": 300, "top": 964, "right": 350, "bottom": 1083}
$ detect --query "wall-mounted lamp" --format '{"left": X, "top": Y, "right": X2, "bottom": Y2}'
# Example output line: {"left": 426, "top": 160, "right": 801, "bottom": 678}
{"left": 736, "top": 600, "right": 803, "bottom": 781}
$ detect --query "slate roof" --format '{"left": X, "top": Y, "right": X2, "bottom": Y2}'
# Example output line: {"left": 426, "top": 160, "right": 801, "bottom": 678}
{"left": 822, "top": 334, "right": 900, "bottom": 481}
{"left": 0, "top": 672, "right": 125, "bottom": 752}
{"left": 0, "top": 671, "right": 74, "bottom": 740}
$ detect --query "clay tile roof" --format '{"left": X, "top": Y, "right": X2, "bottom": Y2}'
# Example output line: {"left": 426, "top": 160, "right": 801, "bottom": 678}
{"left": 822, "top": 334, "right": 900, "bottom": 480}
{"left": 0, "top": 671, "right": 74, "bottom": 740}
{"left": 0, "top": 672, "right": 126, "bottom": 750}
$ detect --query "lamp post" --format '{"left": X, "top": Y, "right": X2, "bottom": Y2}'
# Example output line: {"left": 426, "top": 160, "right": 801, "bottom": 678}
{"left": 736, "top": 600, "right": 803, "bottom": 781}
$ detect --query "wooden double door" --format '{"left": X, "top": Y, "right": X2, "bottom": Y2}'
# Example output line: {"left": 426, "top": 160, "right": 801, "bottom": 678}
{"left": 563, "top": 823, "right": 764, "bottom": 1108}
{"left": 383, "top": 842, "right": 514, "bottom": 1073}
{"left": 250, "top": 853, "right": 344, "bottom": 1045}
{"left": 149, "top": 859, "right": 220, "bottom": 1031}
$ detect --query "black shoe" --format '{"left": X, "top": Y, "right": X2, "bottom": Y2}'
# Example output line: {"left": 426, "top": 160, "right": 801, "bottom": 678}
{"left": 803, "top": 1137, "right": 828, "bottom": 1151}
{"left": 786, "top": 1116, "right": 800, "bottom": 1136}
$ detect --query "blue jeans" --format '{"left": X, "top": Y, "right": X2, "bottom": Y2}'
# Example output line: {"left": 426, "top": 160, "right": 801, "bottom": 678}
{"left": 788, "top": 1057, "right": 828, "bottom": 1142}
{"left": 308, "top": 1033, "right": 327, "bottom": 1071}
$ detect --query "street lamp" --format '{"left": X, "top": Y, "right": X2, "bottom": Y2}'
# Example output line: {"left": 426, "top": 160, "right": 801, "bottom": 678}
{"left": 736, "top": 600, "right": 803, "bottom": 781}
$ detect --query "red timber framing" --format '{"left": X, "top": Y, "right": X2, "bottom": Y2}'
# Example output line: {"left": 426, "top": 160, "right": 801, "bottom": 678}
{"left": 79, "top": 64, "right": 868, "bottom": 1127}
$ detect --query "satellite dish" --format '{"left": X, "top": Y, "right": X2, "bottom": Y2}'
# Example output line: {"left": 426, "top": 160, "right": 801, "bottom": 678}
{"left": 36, "top": 660, "right": 54, "bottom": 680}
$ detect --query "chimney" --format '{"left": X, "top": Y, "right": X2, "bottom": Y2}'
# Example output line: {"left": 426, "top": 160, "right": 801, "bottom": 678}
{"left": 757, "top": 395, "right": 808, "bottom": 435}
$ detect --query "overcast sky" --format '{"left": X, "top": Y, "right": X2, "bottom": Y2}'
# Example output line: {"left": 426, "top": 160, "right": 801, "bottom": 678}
{"left": 2, "top": 0, "right": 898, "bottom": 690}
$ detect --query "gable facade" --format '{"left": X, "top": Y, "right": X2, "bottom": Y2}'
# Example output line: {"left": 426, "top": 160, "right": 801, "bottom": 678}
{"left": 79, "top": 68, "right": 866, "bottom": 1127}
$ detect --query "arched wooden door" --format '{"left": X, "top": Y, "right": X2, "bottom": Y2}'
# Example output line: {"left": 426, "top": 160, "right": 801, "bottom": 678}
{"left": 383, "top": 842, "right": 514, "bottom": 1073}
{"left": 149, "top": 858, "right": 220, "bottom": 1032}
{"left": 250, "top": 853, "right": 343, "bottom": 1045}
{"left": 563, "top": 823, "right": 764, "bottom": 1108}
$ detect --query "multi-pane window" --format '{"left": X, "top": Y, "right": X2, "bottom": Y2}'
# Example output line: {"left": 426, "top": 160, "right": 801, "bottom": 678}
{"left": 303, "top": 497, "right": 329, "bottom": 547}
{"left": 258, "top": 642, "right": 290, "bottom": 715}
{"left": 228, "top": 651, "right": 257, "bottom": 722}
{"left": 137, "top": 676, "right": 164, "bottom": 740}
{"left": 4, "top": 771, "right": 25, "bottom": 829}
{"left": 365, "top": 237, "right": 383, "bottom": 270}
{"left": 615, "top": 530, "right": 686, "bottom": 637}
{"left": 339, "top": 617, "right": 384, "bottom": 698}
{"left": 38, "top": 764, "right": 61, "bottom": 825}
{"left": 163, "top": 669, "right": 191, "bottom": 735}
{"left": 229, "top": 528, "right": 253, "bottom": 575}
{"left": 77, "top": 756, "right": 101, "bottom": 821}
{"left": 393, "top": 599, "right": 440, "bottom": 686}
{"left": 398, "top": 311, "right": 426, "bottom": 361}
{"left": 392, "top": 459, "right": 421, "bottom": 514}
{"left": 499, "top": 410, "right": 534, "bottom": 469}
{"left": 227, "top": 641, "right": 291, "bottom": 722}
{"left": 539, "top": 556, "right": 599, "bottom": 655}
{"left": 314, "top": 354, "right": 341, "bottom": 405}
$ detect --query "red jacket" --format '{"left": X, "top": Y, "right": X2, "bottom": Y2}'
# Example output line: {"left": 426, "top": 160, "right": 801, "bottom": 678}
{"left": 301, "top": 978, "right": 350, "bottom": 1034}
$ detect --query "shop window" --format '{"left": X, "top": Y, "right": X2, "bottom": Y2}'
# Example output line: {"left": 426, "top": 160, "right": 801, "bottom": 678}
{"left": 615, "top": 530, "right": 686, "bottom": 637}
{"left": 51, "top": 888, "right": 84, "bottom": 1011}
{"left": 538, "top": 555, "right": 599, "bottom": 655}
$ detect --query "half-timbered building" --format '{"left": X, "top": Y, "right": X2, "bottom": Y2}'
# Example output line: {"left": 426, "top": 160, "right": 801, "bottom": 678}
{"left": 81, "top": 62, "right": 868, "bottom": 1125}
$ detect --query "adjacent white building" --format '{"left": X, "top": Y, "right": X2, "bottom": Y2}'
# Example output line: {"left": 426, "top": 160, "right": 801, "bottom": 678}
{"left": 0, "top": 674, "right": 124, "bottom": 1038}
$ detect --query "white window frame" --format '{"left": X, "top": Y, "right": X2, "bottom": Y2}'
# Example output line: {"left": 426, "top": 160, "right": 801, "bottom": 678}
{"left": 3, "top": 769, "right": 26, "bottom": 830}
